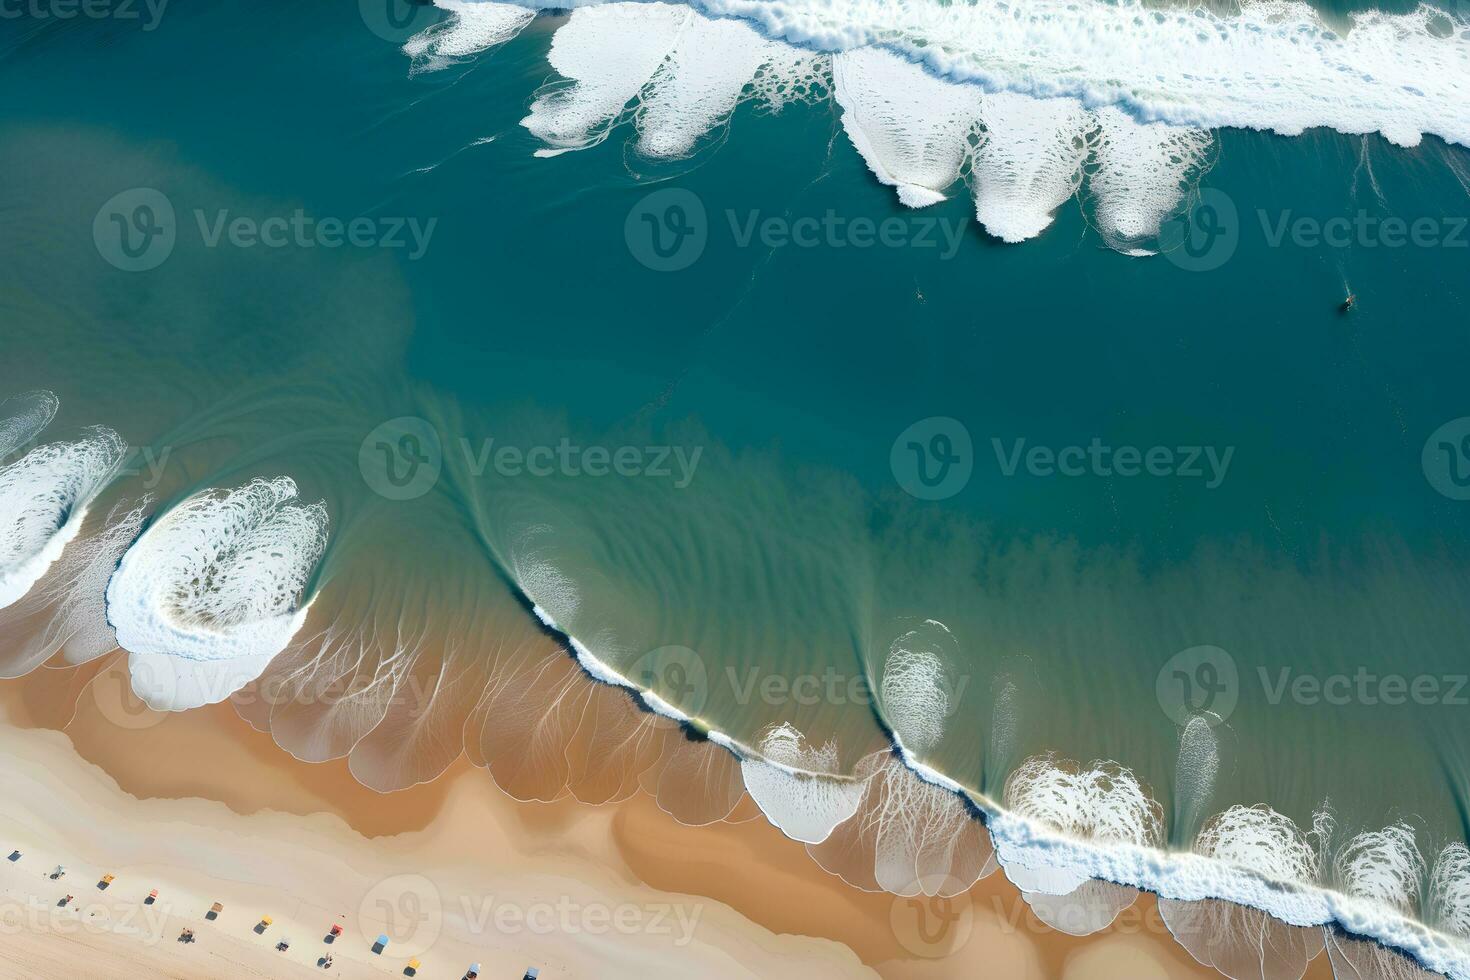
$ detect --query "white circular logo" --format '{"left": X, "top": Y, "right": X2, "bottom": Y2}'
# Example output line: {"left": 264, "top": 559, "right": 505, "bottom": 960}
{"left": 891, "top": 417, "right": 973, "bottom": 501}
{"left": 359, "top": 0, "right": 440, "bottom": 42}
{"left": 625, "top": 188, "right": 707, "bottom": 272}
{"left": 90, "top": 659, "right": 169, "bottom": 730}
{"left": 359, "top": 417, "right": 443, "bottom": 501}
{"left": 94, "top": 188, "right": 175, "bottom": 272}
{"left": 889, "top": 876, "right": 974, "bottom": 959}
{"left": 624, "top": 645, "right": 709, "bottom": 717}
{"left": 1422, "top": 417, "right": 1470, "bottom": 501}
{"left": 1156, "top": 645, "right": 1238, "bottom": 726}
{"left": 356, "top": 874, "right": 442, "bottom": 957}
{"left": 1160, "top": 188, "right": 1239, "bottom": 273}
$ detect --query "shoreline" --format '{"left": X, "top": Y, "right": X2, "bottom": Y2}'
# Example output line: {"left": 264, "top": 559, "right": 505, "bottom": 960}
{"left": 534, "top": 603, "right": 1467, "bottom": 979}
{"left": 0, "top": 655, "right": 1238, "bottom": 980}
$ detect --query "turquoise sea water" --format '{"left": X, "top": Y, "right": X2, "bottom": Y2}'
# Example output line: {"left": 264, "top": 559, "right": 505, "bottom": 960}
{"left": 5, "top": 0, "right": 1470, "bottom": 972}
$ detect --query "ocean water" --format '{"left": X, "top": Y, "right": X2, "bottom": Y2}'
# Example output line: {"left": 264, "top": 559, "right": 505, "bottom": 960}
{"left": 4, "top": 0, "right": 1470, "bottom": 974}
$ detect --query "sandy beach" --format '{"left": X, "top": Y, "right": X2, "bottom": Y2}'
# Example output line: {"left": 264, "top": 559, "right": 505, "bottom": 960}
{"left": 0, "top": 656, "right": 1330, "bottom": 980}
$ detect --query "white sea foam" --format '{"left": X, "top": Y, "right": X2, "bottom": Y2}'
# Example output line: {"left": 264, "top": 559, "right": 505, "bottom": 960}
{"left": 105, "top": 477, "right": 328, "bottom": 711}
{"left": 969, "top": 92, "right": 1093, "bottom": 243}
{"left": 1431, "top": 844, "right": 1470, "bottom": 940}
{"left": 427, "top": 0, "right": 1468, "bottom": 253}
{"left": 612, "top": 0, "right": 1470, "bottom": 148}
{"left": 832, "top": 47, "right": 982, "bottom": 208}
{"left": 877, "top": 620, "right": 954, "bottom": 753}
{"left": 635, "top": 15, "right": 779, "bottom": 159}
{"left": 0, "top": 389, "right": 59, "bottom": 460}
{"left": 522, "top": 4, "right": 694, "bottom": 157}
{"left": 1089, "top": 106, "right": 1215, "bottom": 253}
{"left": 0, "top": 427, "right": 128, "bottom": 610}
{"left": 1336, "top": 824, "right": 1429, "bottom": 915}
{"left": 738, "top": 723, "right": 866, "bottom": 844}
{"left": 1172, "top": 714, "right": 1220, "bottom": 843}
{"left": 405, "top": 0, "right": 535, "bottom": 72}
{"left": 0, "top": 501, "right": 148, "bottom": 677}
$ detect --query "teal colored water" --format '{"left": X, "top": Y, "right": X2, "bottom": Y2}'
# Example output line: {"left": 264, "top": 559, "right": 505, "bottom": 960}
{"left": 5, "top": 0, "right": 1470, "bottom": 956}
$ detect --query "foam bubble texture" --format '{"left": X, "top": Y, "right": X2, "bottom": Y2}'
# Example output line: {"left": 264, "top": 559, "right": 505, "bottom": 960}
{"left": 0, "top": 389, "right": 59, "bottom": 460}
{"left": 0, "top": 427, "right": 127, "bottom": 610}
{"left": 636, "top": 16, "right": 774, "bottom": 158}
{"left": 1431, "top": 844, "right": 1470, "bottom": 940}
{"left": 407, "top": 0, "right": 535, "bottom": 72}
{"left": 0, "top": 500, "right": 146, "bottom": 677}
{"left": 832, "top": 47, "right": 983, "bottom": 208}
{"left": 522, "top": 3, "right": 693, "bottom": 157}
{"left": 738, "top": 723, "right": 866, "bottom": 844}
{"left": 685, "top": 0, "right": 1470, "bottom": 148}
{"left": 1197, "top": 805, "right": 1320, "bottom": 882}
{"left": 878, "top": 620, "right": 955, "bottom": 753}
{"left": 1336, "top": 825, "right": 1429, "bottom": 915}
{"left": 106, "top": 477, "right": 328, "bottom": 710}
{"left": 1089, "top": 106, "right": 1214, "bottom": 251}
{"left": 971, "top": 92, "right": 1092, "bottom": 243}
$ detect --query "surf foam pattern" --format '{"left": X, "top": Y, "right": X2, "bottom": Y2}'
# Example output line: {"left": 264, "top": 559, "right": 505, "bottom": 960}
{"left": 414, "top": 0, "right": 1470, "bottom": 252}
{"left": 415, "top": 2, "right": 1215, "bottom": 248}
{"left": 468, "top": 549, "right": 1470, "bottom": 977}
{"left": 0, "top": 501, "right": 148, "bottom": 678}
{"left": 0, "top": 424, "right": 127, "bottom": 610}
{"left": 562, "top": 0, "right": 1470, "bottom": 147}
{"left": 0, "top": 389, "right": 59, "bottom": 461}
{"left": 405, "top": 0, "right": 535, "bottom": 73}
{"left": 739, "top": 723, "right": 866, "bottom": 844}
{"left": 831, "top": 47, "right": 982, "bottom": 209}
{"left": 105, "top": 477, "right": 328, "bottom": 711}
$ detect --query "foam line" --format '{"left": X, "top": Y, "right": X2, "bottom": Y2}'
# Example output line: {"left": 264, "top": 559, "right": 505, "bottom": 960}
{"left": 522, "top": 591, "right": 1470, "bottom": 978}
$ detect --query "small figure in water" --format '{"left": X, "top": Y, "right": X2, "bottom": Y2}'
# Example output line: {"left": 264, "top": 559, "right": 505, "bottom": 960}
{"left": 1339, "top": 293, "right": 1356, "bottom": 314}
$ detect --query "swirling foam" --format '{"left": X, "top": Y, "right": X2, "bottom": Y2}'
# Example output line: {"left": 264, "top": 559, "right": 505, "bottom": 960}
{"left": 0, "top": 426, "right": 128, "bottom": 610}
{"left": 877, "top": 620, "right": 955, "bottom": 754}
{"left": 0, "top": 389, "right": 59, "bottom": 460}
{"left": 105, "top": 477, "right": 328, "bottom": 711}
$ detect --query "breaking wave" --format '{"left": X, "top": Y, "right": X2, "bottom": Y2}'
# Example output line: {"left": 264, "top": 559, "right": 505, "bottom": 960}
{"left": 104, "top": 477, "right": 329, "bottom": 711}
{"left": 5, "top": 386, "right": 1470, "bottom": 978}
{"left": 0, "top": 398, "right": 127, "bottom": 611}
{"left": 406, "top": 0, "right": 1468, "bottom": 251}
